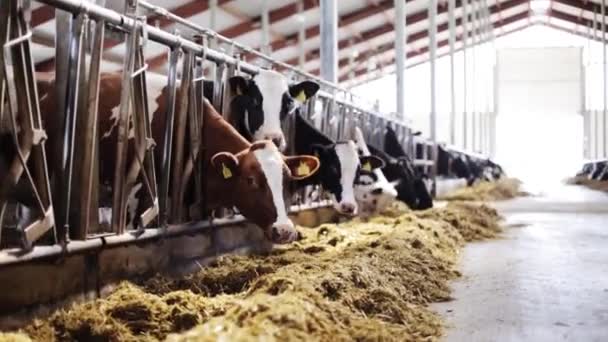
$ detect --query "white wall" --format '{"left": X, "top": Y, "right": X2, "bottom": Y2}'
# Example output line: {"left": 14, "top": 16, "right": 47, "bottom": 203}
{"left": 495, "top": 47, "right": 583, "bottom": 186}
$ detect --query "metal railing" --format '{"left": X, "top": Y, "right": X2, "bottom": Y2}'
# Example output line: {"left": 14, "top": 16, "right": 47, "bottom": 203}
{"left": 0, "top": 0, "right": 437, "bottom": 259}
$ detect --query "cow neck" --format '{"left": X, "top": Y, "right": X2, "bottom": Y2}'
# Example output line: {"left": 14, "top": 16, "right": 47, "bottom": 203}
{"left": 202, "top": 100, "right": 250, "bottom": 156}
{"left": 201, "top": 100, "right": 251, "bottom": 208}
{"left": 384, "top": 127, "right": 407, "bottom": 158}
{"left": 293, "top": 112, "right": 334, "bottom": 186}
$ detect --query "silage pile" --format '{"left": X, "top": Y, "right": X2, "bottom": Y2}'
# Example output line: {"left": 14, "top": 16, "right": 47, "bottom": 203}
{"left": 439, "top": 178, "right": 527, "bottom": 201}
{"left": 14, "top": 202, "right": 502, "bottom": 342}
{"left": 566, "top": 176, "right": 608, "bottom": 192}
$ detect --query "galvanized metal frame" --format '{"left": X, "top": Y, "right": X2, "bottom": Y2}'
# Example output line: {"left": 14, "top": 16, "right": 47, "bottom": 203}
{"left": 0, "top": 0, "right": 444, "bottom": 259}
{"left": 0, "top": 0, "right": 56, "bottom": 249}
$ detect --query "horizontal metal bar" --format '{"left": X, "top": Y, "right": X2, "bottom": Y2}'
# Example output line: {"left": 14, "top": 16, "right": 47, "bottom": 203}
{"left": 0, "top": 200, "right": 332, "bottom": 267}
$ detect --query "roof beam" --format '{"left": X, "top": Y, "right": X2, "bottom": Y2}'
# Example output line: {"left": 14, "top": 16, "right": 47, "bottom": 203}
{"left": 548, "top": 8, "right": 607, "bottom": 35}
{"left": 307, "top": 0, "right": 527, "bottom": 76}
{"left": 144, "top": 0, "right": 319, "bottom": 70}
{"left": 340, "top": 10, "right": 530, "bottom": 83}
{"left": 145, "top": 0, "right": 233, "bottom": 27}
{"left": 32, "top": 5, "right": 55, "bottom": 26}
{"left": 243, "top": 0, "right": 398, "bottom": 61}
{"left": 552, "top": 0, "right": 603, "bottom": 15}
{"left": 540, "top": 21, "right": 605, "bottom": 43}
{"left": 281, "top": 0, "right": 463, "bottom": 67}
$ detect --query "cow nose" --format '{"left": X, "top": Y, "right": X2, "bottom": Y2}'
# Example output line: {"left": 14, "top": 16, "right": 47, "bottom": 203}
{"left": 339, "top": 202, "right": 356, "bottom": 215}
{"left": 270, "top": 223, "right": 297, "bottom": 244}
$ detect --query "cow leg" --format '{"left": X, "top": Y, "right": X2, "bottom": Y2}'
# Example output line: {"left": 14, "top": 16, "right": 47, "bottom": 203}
{"left": 126, "top": 182, "right": 144, "bottom": 234}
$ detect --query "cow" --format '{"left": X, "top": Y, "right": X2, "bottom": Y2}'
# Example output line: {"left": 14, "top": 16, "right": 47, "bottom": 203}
{"left": 291, "top": 112, "right": 384, "bottom": 215}
{"left": 220, "top": 68, "right": 320, "bottom": 151}
{"left": 382, "top": 126, "right": 433, "bottom": 210}
{"left": 0, "top": 72, "right": 321, "bottom": 244}
{"left": 591, "top": 161, "right": 608, "bottom": 180}
{"left": 352, "top": 127, "right": 397, "bottom": 218}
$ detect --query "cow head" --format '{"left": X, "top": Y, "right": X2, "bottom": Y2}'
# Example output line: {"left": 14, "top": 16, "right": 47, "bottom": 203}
{"left": 354, "top": 172, "right": 398, "bottom": 219}
{"left": 228, "top": 69, "right": 320, "bottom": 151}
{"left": 211, "top": 141, "right": 319, "bottom": 244}
{"left": 311, "top": 140, "right": 384, "bottom": 215}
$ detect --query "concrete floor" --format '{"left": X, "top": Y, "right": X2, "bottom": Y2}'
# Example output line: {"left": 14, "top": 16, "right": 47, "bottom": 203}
{"left": 432, "top": 184, "right": 608, "bottom": 342}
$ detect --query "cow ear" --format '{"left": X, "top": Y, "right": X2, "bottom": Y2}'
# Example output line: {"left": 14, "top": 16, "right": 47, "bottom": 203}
{"left": 285, "top": 155, "right": 320, "bottom": 180}
{"left": 360, "top": 155, "right": 385, "bottom": 171}
{"left": 211, "top": 152, "right": 240, "bottom": 180}
{"left": 289, "top": 81, "right": 320, "bottom": 104}
{"left": 228, "top": 76, "right": 249, "bottom": 96}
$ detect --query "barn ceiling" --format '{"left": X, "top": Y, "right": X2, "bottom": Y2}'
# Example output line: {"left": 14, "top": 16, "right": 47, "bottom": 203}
{"left": 29, "top": 0, "right": 607, "bottom": 87}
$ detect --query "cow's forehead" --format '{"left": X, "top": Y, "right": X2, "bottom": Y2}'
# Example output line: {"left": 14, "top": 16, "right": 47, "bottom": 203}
{"left": 253, "top": 69, "right": 289, "bottom": 96}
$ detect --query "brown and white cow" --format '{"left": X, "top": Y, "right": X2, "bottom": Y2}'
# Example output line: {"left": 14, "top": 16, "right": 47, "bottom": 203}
{"left": 0, "top": 72, "right": 320, "bottom": 244}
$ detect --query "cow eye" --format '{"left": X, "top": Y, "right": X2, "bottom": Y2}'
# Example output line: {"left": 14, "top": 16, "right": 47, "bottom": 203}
{"left": 247, "top": 176, "right": 257, "bottom": 187}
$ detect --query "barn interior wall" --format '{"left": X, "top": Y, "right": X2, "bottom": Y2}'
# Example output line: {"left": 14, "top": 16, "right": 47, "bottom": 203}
{"left": 496, "top": 46, "right": 584, "bottom": 186}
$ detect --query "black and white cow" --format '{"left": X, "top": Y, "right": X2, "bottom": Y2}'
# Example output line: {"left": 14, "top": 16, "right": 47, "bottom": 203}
{"left": 223, "top": 68, "right": 320, "bottom": 151}
{"left": 352, "top": 127, "right": 398, "bottom": 218}
{"left": 292, "top": 112, "right": 384, "bottom": 215}
{"left": 590, "top": 161, "right": 608, "bottom": 180}
{"left": 381, "top": 127, "right": 433, "bottom": 210}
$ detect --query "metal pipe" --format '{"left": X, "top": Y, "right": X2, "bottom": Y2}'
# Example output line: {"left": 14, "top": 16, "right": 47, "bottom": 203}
{"left": 594, "top": 9, "right": 599, "bottom": 158}
{"left": 462, "top": 0, "right": 469, "bottom": 150}
{"left": 429, "top": 0, "right": 437, "bottom": 194}
{"left": 297, "top": 0, "right": 306, "bottom": 68}
{"left": 448, "top": 0, "right": 456, "bottom": 145}
{"left": 395, "top": 0, "right": 406, "bottom": 121}
{"left": 603, "top": 0, "right": 606, "bottom": 157}
{"left": 261, "top": 0, "right": 270, "bottom": 55}
{"left": 320, "top": 0, "right": 338, "bottom": 83}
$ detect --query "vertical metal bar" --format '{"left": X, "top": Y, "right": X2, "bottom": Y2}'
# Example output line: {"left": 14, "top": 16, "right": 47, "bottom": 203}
{"left": 587, "top": 21, "right": 592, "bottom": 159}
{"left": 395, "top": 0, "right": 406, "bottom": 121}
{"left": 448, "top": 0, "right": 456, "bottom": 145}
{"left": 603, "top": 0, "right": 606, "bottom": 157}
{"left": 111, "top": 20, "right": 138, "bottom": 234}
{"left": 320, "top": 0, "right": 338, "bottom": 83}
{"left": 471, "top": 0, "right": 478, "bottom": 153}
{"left": 57, "top": 12, "right": 87, "bottom": 241}
{"left": 261, "top": 0, "right": 271, "bottom": 55}
{"left": 170, "top": 51, "right": 193, "bottom": 222}
{"left": 429, "top": 0, "right": 437, "bottom": 194}
{"left": 159, "top": 47, "right": 180, "bottom": 226}
{"left": 297, "top": 0, "right": 306, "bottom": 68}
{"left": 581, "top": 47, "right": 588, "bottom": 159}
{"left": 77, "top": 13, "right": 104, "bottom": 239}
{"left": 462, "top": 0, "right": 469, "bottom": 150}
{"left": 594, "top": 9, "right": 599, "bottom": 158}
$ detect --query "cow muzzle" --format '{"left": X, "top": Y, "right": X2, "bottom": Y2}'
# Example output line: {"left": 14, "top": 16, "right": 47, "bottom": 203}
{"left": 335, "top": 201, "right": 357, "bottom": 216}
{"left": 266, "top": 222, "right": 298, "bottom": 244}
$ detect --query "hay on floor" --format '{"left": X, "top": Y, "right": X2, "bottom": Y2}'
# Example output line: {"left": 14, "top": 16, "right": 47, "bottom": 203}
{"left": 438, "top": 178, "right": 526, "bottom": 202}
{"left": 16, "top": 202, "right": 503, "bottom": 342}
{"left": 566, "top": 176, "right": 608, "bottom": 192}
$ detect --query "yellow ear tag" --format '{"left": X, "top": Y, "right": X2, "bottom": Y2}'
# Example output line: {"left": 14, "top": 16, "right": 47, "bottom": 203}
{"left": 296, "top": 161, "right": 311, "bottom": 177}
{"left": 362, "top": 162, "right": 372, "bottom": 172}
{"left": 295, "top": 90, "right": 307, "bottom": 103}
{"left": 222, "top": 163, "right": 233, "bottom": 179}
